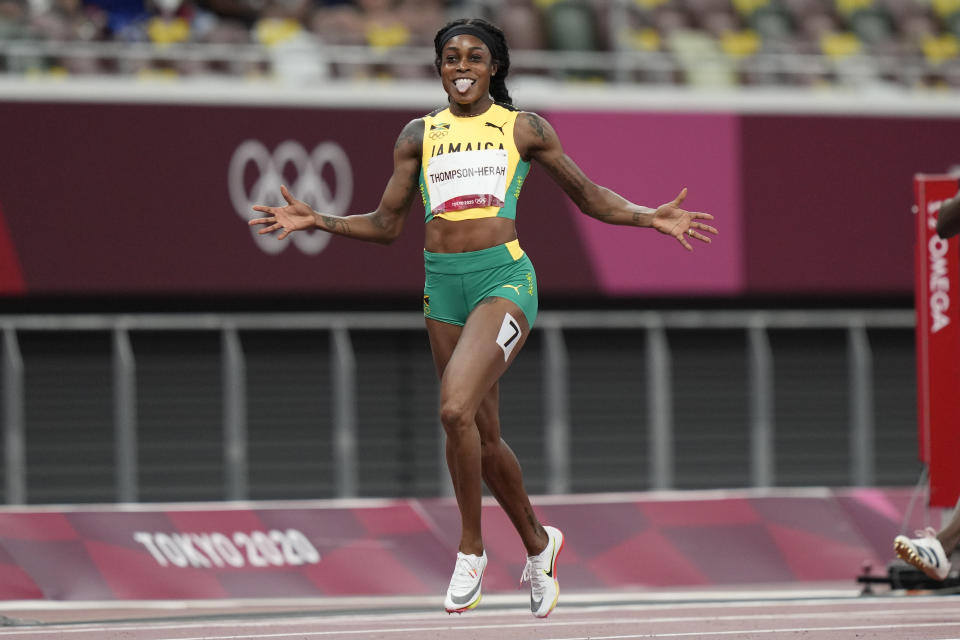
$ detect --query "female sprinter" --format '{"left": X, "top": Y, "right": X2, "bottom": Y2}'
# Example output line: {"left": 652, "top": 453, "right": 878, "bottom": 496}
{"left": 249, "top": 17, "right": 718, "bottom": 619}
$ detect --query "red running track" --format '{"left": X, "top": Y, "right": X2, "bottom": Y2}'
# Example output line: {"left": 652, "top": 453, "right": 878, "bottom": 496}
{"left": 2, "top": 588, "right": 960, "bottom": 640}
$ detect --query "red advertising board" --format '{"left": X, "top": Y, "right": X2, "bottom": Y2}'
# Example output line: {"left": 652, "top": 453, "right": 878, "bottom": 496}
{"left": 914, "top": 174, "right": 960, "bottom": 508}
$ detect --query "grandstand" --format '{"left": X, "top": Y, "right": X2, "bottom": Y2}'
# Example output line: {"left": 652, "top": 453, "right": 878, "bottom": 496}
{"left": 0, "top": 0, "right": 959, "bottom": 88}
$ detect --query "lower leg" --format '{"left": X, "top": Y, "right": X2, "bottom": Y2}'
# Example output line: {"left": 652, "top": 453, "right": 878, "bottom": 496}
{"left": 481, "top": 436, "right": 548, "bottom": 555}
{"left": 475, "top": 387, "right": 548, "bottom": 556}
{"left": 443, "top": 412, "right": 484, "bottom": 556}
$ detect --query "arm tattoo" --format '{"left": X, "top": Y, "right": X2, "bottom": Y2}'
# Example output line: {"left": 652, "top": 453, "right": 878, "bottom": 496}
{"left": 550, "top": 155, "right": 588, "bottom": 207}
{"left": 394, "top": 130, "right": 419, "bottom": 150}
{"left": 524, "top": 112, "right": 547, "bottom": 142}
{"left": 369, "top": 210, "right": 388, "bottom": 230}
{"left": 555, "top": 156, "right": 585, "bottom": 190}
{"left": 320, "top": 215, "right": 351, "bottom": 235}
{"left": 394, "top": 120, "right": 423, "bottom": 150}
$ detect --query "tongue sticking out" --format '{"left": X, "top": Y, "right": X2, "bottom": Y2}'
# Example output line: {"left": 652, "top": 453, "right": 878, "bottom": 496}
{"left": 454, "top": 79, "right": 474, "bottom": 94}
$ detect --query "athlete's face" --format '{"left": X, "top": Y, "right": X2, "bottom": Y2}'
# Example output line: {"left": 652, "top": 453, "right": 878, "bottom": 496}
{"left": 439, "top": 34, "right": 498, "bottom": 106}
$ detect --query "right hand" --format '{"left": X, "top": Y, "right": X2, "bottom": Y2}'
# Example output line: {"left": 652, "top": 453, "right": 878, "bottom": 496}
{"left": 248, "top": 185, "right": 318, "bottom": 240}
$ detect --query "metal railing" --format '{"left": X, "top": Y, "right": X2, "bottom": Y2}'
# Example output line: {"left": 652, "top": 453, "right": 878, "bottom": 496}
{"left": 0, "top": 309, "right": 914, "bottom": 505}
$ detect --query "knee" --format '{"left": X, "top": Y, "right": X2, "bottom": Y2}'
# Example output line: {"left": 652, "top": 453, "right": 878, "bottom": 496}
{"left": 440, "top": 401, "right": 472, "bottom": 438}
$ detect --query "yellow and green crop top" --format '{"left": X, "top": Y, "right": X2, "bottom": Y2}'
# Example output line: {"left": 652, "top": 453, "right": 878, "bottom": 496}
{"left": 419, "top": 103, "right": 531, "bottom": 223}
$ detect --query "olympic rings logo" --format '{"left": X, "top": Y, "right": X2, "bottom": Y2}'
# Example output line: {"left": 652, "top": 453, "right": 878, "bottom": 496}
{"left": 229, "top": 140, "right": 353, "bottom": 255}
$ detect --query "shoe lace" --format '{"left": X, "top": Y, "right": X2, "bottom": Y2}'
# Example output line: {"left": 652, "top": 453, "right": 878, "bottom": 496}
{"left": 914, "top": 527, "right": 939, "bottom": 540}
{"left": 450, "top": 555, "right": 481, "bottom": 591}
{"left": 520, "top": 557, "right": 548, "bottom": 598}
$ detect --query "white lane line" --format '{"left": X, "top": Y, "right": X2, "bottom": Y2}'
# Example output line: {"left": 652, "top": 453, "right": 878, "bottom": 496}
{"left": 567, "top": 597, "right": 951, "bottom": 616}
{"left": 542, "top": 621, "right": 960, "bottom": 639}
{"left": 0, "top": 589, "right": 862, "bottom": 611}
{"left": 2, "top": 606, "right": 960, "bottom": 637}
{"left": 1, "top": 593, "right": 947, "bottom": 629}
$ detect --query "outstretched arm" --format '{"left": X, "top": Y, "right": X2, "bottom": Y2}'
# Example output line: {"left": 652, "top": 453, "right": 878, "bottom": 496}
{"left": 515, "top": 111, "right": 717, "bottom": 251}
{"left": 249, "top": 119, "right": 424, "bottom": 244}
{"left": 937, "top": 190, "right": 960, "bottom": 239}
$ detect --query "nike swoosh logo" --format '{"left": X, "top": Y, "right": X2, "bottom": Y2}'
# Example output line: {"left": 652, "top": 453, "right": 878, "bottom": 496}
{"left": 544, "top": 539, "right": 557, "bottom": 578}
{"left": 451, "top": 578, "right": 482, "bottom": 605}
{"left": 530, "top": 593, "right": 543, "bottom": 612}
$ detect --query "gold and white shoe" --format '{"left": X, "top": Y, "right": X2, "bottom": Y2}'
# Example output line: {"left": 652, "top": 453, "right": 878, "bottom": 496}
{"left": 894, "top": 527, "right": 951, "bottom": 581}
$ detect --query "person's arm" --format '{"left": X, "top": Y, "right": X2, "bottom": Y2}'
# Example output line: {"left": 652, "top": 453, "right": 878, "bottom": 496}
{"left": 249, "top": 118, "right": 424, "bottom": 244}
{"left": 515, "top": 111, "right": 716, "bottom": 251}
{"left": 937, "top": 191, "right": 960, "bottom": 239}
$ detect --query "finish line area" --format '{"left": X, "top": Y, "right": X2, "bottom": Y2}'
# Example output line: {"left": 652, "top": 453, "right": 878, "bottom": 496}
{"left": 3, "top": 587, "right": 960, "bottom": 640}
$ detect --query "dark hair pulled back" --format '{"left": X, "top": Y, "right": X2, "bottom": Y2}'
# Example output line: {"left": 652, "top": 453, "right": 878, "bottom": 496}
{"left": 433, "top": 18, "right": 512, "bottom": 106}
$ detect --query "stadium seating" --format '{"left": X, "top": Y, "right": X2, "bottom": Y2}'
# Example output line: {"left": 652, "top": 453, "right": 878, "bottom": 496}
{"left": 0, "top": 0, "right": 957, "bottom": 88}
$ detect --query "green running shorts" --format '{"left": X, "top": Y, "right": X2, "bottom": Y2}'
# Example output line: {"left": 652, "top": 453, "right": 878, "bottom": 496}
{"left": 423, "top": 239, "right": 538, "bottom": 328}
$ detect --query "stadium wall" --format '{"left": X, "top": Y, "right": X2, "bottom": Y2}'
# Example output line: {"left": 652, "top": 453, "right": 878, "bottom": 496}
{"left": 1, "top": 81, "right": 958, "bottom": 300}
{"left": 0, "top": 488, "right": 929, "bottom": 599}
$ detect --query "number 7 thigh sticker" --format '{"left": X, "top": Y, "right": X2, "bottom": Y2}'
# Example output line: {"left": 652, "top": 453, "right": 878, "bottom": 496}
{"left": 496, "top": 312, "right": 521, "bottom": 362}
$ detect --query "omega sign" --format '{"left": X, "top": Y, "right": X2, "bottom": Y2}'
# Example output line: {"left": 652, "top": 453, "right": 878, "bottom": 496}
{"left": 229, "top": 140, "right": 353, "bottom": 255}
{"left": 928, "top": 199, "right": 951, "bottom": 333}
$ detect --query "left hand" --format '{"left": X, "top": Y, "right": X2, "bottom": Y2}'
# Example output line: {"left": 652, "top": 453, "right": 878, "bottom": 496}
{"left": 651, "top": 188, "right": 718, "bottom": 251}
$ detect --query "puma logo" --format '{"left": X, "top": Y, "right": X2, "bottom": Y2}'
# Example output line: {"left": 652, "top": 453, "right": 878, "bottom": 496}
{"left": 485, "top": 121, "right": 507, "bottom": 135}
{"left": 502, "top": 284, "right": 521, "bottom": 294}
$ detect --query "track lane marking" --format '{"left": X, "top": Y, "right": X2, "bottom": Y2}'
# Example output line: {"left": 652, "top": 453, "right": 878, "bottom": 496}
{"left": 542, "top": 621, "right": 960, "bottom": 639}
{"left": 21, "top": 621, "right": 960, "bottom": 640}
{"left": 2, "top": 606, "right": 960, "bottom": 638}
{"left": 3, "top": 596, "right": 955, "bottom": 632}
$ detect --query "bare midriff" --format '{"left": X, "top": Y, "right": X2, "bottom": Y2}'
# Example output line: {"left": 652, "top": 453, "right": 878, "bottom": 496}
{"left": 424, "top": 217, "right": 518, "bottom": 253}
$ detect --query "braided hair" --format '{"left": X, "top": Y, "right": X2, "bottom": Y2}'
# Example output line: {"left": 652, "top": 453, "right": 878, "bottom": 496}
{"left": 433, "top": 18, "right": 513, "bottom": 106}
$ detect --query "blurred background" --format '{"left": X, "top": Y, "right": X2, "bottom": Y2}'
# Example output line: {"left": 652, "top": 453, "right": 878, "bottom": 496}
{"left": 4, "top": 0, "right": 960, "bottom": 87}
{"left": 0, "top": 0, "right": 958, "bottom": 509}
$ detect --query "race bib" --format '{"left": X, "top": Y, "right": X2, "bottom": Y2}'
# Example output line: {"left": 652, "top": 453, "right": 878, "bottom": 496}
{"left": 425, "top": 149, "right": 508, "bottom": 215}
